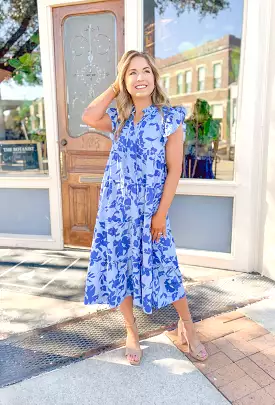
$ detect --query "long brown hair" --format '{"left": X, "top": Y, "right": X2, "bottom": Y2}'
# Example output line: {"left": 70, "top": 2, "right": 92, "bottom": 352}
{"left": 115, "top": 50, "right": 170, "bottom": 137}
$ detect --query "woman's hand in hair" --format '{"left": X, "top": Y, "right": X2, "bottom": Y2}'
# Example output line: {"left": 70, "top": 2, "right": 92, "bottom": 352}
{"left": 112, "top": 77, "right": 120, "bottom": 96}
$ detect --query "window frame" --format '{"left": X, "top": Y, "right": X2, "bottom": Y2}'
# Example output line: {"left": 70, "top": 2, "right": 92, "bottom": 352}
{"left": 213, "top": 62, "right": 222, "bottom": 89}
{"left": 161, "top": 74, "right": 171, "bottom": 94}
{"left": 197, "top": 65, "right": 206, "bottom": 91}
{"left": 185, "top": 69, "right": 192, "bottom": 94}
{"left": 176, "top": 72, "right": 184, "bottom": 94}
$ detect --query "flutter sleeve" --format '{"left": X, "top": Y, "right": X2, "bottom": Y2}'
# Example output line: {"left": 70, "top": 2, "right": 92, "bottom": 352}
{"left": 163, "top": 106, "right": 186, "bottom": 143}
{"left": 106, "top": 107, "right": 118, "bottom": 136}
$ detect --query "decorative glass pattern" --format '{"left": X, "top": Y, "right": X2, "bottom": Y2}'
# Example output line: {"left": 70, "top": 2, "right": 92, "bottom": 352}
{"left": 63, "top": 13, "right": 117, "bottom": 138}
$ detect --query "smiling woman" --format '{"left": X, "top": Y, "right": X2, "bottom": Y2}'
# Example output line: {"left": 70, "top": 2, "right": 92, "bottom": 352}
{"left": 83, "top": 49, "right": 208, "bottom": 366}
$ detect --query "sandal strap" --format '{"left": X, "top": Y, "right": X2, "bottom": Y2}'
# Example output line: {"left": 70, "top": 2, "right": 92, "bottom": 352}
{"left": 125, "top": 317, "right": 137, "bottom": 328}
{"left": 180, "top": 319, "right": 193, "bottom": 324}
{"left": 125, "top": 347, "right": 142, "bottom": 356}
{"left": 190, "top": 343, "right": 208, "bottom": 360}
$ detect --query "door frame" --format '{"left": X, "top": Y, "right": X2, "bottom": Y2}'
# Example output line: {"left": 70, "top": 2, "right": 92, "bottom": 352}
{"left": 52, "top": 1, "right": 124, "bottom": 247}
{"left": 36, "top": 0, "right": 271, "bottom": 271}
{"left": 35, "top": 0, "right": 124, "bottom": 250}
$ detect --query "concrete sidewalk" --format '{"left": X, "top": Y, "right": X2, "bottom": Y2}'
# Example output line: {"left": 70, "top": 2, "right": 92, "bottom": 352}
{"left": 1, "top": 246, "right": 275, "bottom": 405}
{"left": 0, "top": 333, "right": 229, "bottom": 405}
{"left": 2, "top": 298, "right": 275, "bottom": 404}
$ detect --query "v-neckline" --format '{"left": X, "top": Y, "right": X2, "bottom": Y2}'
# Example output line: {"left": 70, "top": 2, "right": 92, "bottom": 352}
{"left": 132, "top": 104, "right": 157, "bottom": 128}
{"left": 133, "top": 114, "right": 144, "bottom": 127}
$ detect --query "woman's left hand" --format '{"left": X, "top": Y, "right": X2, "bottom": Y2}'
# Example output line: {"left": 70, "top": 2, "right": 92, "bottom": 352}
{"left": 151, "top": 212, "right": 166, "bottom": 243}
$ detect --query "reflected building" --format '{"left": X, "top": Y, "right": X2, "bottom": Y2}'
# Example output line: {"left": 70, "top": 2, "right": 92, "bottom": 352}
{"left": 151, "top": 35, "right": 241, "bottom": 158}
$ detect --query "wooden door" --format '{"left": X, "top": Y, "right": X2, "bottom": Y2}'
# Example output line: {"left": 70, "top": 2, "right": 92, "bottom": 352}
{"left": 53, "top": 1, "right": 124, "bottom": 247}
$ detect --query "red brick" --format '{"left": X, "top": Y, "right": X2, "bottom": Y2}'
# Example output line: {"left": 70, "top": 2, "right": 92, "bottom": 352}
{"left": 227, "top": 318, "right": 269, "bottom": 334}
{"left": 212, "top": 337, "right": 246, "bottom": 361}
{"left": 219, "top": 375, "right": 260, "bottom": 402}
{"left": 195, "top": 319, "right": 234, "bottom": 341}
{"left": 196, "top": 331, "right": 211, "bottom": 343}
{"left": 227, "top": 318, "right": 269, "bottom": 332}
{"left": 265, "top": 382, "right": 275, "bottom": 399}
{"left": 229, "top": 327, "right": 269, "bottom": 342}
{"left": 203, "top": 341, "right": 220, "bottom": 356}
{"left": 250, "top": 353, "right": 275, "bottom": 379}
{"left": 226, "top": 332, "right": 259, "bottom": 356}
{"left": 206, "top": 363, "right": 246, "bottom": 388}
{"left": 233, "top": 388, "right": 275, "bottom": 405}
{"left": 214, "top": 312, "right": 245, "bottom": 323}
{"left": 250, "top": 334, "right": 275, "bottom": 351}
{"left": 263, "top": 347, "right": 275, "bottom": 363}
{"left": 236, "top": 357, "right": 274, "bottom": 387}
{"left": 194, "top": 352, "right": 232, "bottom": 374}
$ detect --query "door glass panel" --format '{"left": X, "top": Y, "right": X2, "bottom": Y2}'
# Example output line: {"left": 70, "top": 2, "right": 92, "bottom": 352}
{"left": 63, "top": 13, "right": 117, "bottom": 138}
{"left": 144, "top": 0, "right": 244, "bottom": 180}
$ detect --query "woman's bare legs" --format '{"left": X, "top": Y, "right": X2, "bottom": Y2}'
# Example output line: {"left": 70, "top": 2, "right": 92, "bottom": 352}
{"left": 172, "top": 296, "right": 208, "bottom": 357}
{"left": 119, "top": 296, "right": 141, "bottom": 363}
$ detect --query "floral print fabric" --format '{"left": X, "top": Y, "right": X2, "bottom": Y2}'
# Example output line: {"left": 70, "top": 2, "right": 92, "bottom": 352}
{"left": 84, "top": 105, "right": 186, "bottom": 314}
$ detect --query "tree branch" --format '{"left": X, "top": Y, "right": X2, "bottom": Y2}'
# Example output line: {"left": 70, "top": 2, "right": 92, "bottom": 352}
{"left": 0, "top": 63, "right": 14, "bottom": 73}
{"left": 13, "top": 30, "right": 39, "bottom": 58}
{"left": 0, "top": 0, "right": 37, "bottom": 59}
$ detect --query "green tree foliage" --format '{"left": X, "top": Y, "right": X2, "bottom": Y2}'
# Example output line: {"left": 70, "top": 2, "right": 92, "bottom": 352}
{"left": 230, "top": 47, "right": 240, "bottom": 83}
{"left": 0, "top": 0, "right": 41, "bottom": 85}
{"left": 154, "top": 0, "right": 230, "bottom": 16}
{"left": 185, "top": 99, "right": 220, "bottom": 178}
{"left": 186, "top": 99, "right": 220, "bottom": 144}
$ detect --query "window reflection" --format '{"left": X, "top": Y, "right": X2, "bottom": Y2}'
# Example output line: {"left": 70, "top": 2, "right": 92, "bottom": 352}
{"left": 162, "top": 75, "right": 170, "bottom": 94}
{"left": 177, "top": 73, "right": 183, "bottom": 94}
{"left": 213, "top": 63, "right": 222, "bottom": 89}
{"left": 198, "top": 67, "right": 205, "bottom": 91}
{"left": 185, "top": 70, "right": 192, "bottom": 94}
{"left": 144, "top": 0, "right": 244, "bottom": 180}
{"left": 0, "top": 0, "right": 48, "bottom": 175}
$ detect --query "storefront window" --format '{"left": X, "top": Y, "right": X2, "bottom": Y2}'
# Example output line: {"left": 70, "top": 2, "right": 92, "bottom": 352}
{"left": 0, "top": 0, "right": 48, "bottom": 175}
{"left": 144, "top": 0, "right": 244, "bottom": 180}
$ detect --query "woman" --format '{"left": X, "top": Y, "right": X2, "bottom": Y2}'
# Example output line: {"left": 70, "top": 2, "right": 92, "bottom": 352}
{"left": 83, "top": 50, "right": 208, "bottom": 366}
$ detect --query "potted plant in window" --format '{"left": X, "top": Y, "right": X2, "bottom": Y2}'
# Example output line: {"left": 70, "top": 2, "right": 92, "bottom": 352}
{"left": 183, "top": 99, "right": 221, "bottom": 179}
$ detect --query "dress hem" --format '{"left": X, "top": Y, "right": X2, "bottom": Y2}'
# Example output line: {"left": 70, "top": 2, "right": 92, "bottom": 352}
{"left": 84, "top": 290, "right": 186, "bottom": 315}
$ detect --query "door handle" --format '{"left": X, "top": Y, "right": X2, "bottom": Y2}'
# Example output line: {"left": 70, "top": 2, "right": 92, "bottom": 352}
{"left": 60, "top": 150, "right": 67, "bottom": 179}
{"left": 61, "top": 139, "right": 67, "bottom": 146}
{"left": 79, "top": 176, "right": 103, "bottom": 183}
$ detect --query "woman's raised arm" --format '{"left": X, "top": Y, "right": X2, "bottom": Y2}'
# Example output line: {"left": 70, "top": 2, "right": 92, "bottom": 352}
{"left": 82, "top": 81, "right": 119, "bottom": 132}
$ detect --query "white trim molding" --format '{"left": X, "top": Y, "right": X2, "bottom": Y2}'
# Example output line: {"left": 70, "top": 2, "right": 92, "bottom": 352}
{"left": 125, "top": 0, "right": 143, "bottom": 51}
{"left": 254, "top": 0, "right": 275, "bottom": 280}
{"left": 196, "top": 64, "right": 207, "bottom": 71}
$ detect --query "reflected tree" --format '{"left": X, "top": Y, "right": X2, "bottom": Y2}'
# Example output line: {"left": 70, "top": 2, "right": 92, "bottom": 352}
{"left": 0, "top": 0, "right": 41, "bottom": 85}
{"left": 185, "top": 99, "right": 220, "bottom": 179}
{"left": 154, "top": 0, "right": 230, "bottom": 16}
{"left": 0, "top": 0, "right": 232, "bottom": 86}
{"left": 230, "top": 47, "right": 240, "bottom": 83}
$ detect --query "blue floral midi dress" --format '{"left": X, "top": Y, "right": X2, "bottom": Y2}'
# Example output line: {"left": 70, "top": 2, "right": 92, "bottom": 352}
{"left": 84, "top": 105, "right": 186, "bottom": 314}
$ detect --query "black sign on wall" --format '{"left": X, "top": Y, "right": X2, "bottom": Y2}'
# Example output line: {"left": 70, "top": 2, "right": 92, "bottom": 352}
{"left": 0, "top": 142, "right": 42, "bottom": 171}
